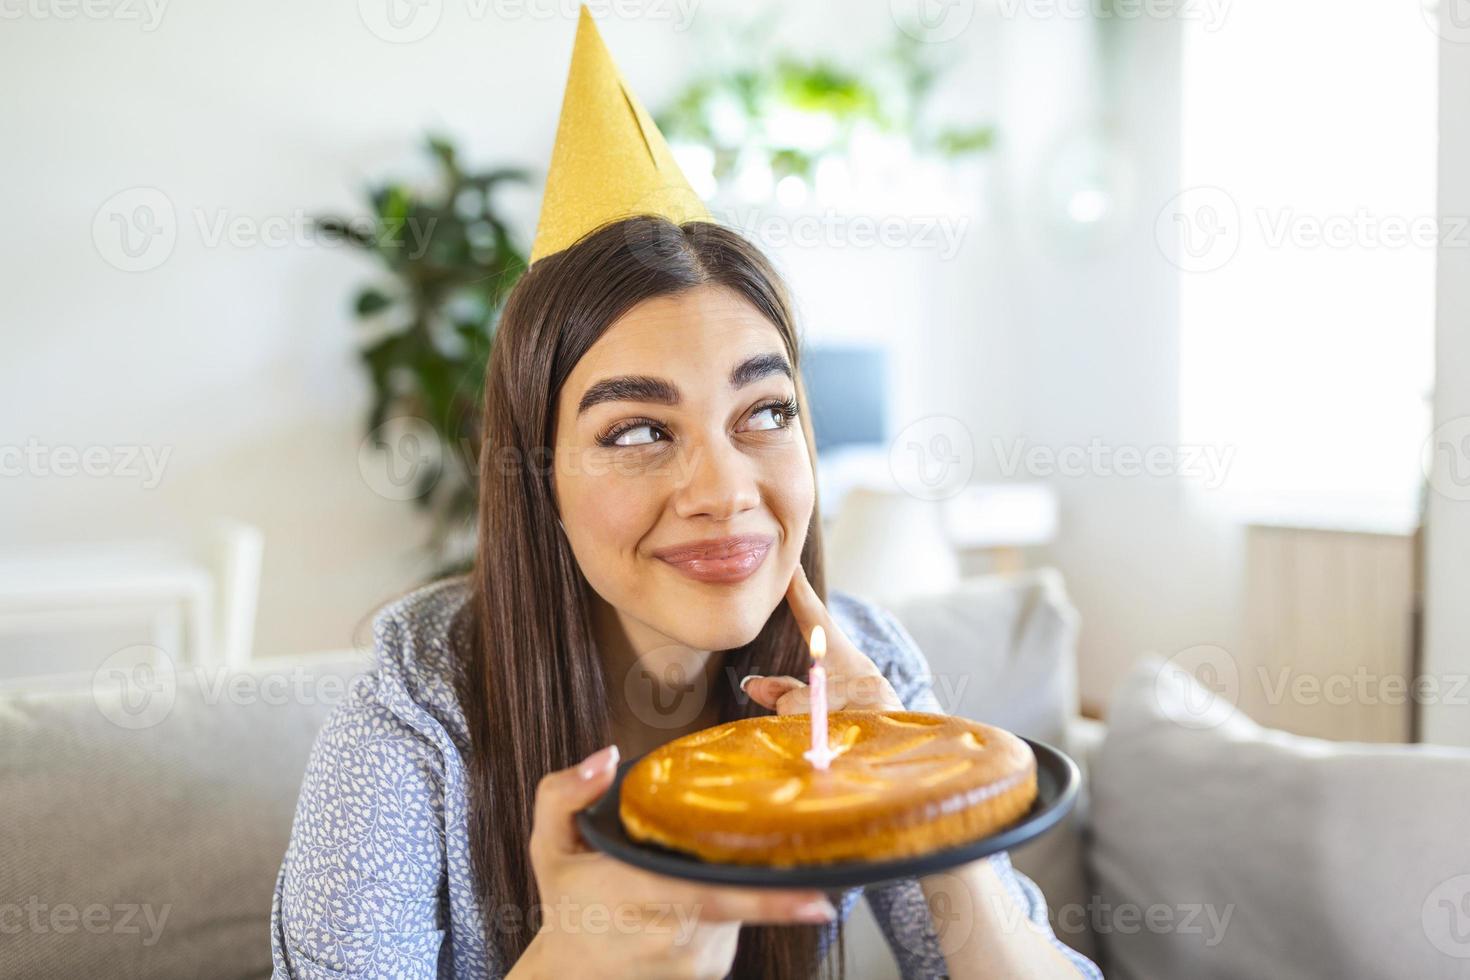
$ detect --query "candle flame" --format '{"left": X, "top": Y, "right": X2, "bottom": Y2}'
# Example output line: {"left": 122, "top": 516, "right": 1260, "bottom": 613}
{"left": 810, "top": 624, "right": 826, "bottom": 661}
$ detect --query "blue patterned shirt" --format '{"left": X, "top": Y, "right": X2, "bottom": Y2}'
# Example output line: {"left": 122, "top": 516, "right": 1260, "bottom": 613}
{"left": 270, "top": 579, "right": 1101, "bottom": 979}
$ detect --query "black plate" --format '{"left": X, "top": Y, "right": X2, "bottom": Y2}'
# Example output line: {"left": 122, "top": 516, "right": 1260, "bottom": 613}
{"left": 574, "top": 736, "right": 1079, "bottom": 890}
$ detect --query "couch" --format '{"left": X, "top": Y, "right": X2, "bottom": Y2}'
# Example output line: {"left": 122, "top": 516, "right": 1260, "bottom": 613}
{"left": 5, "top": 571, "right": 1468, "bottom": 979}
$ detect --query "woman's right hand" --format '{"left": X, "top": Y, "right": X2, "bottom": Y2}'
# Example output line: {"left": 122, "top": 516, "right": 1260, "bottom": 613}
{"left": 514, "top": 743, "right": 838, "bottom": 980}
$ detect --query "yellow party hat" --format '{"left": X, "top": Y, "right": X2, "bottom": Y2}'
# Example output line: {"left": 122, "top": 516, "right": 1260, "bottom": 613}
{"left": 529, "top": 6, "right": 711, "bottom": 265}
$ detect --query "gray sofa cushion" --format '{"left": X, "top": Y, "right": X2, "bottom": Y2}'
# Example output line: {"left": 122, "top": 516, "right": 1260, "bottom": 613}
{"left": 884, "top": 569, "right": 1097, "bottom": 962}
{"left": 1089, "top": 655, "right": 1470, "bottom": 980}
{"left": 0, "top": 652, "right": 370, "bottom": 980}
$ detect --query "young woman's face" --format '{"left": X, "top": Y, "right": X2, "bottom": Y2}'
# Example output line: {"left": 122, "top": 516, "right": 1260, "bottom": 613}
{"left": 552, "top": 284, "right": 815, "bottom": 653}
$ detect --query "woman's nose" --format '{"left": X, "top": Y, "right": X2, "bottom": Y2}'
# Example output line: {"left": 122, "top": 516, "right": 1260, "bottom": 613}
{"left": 671, "top": 438, "right": 761, "bottom": 521}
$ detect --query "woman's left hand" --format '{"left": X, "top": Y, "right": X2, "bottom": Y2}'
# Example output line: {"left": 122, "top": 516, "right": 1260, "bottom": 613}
{"left": 741, "top": 564, "right": 906, "bottom": 715}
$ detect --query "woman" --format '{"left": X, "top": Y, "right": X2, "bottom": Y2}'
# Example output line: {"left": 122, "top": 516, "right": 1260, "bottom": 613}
{"left": 270, "top": 216, "right": 1102, "bottom": 979}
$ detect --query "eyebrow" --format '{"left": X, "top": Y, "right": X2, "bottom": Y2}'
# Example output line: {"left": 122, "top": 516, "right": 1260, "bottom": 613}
{"left": 577, "top": 351, "right": 792, "bottom": 417}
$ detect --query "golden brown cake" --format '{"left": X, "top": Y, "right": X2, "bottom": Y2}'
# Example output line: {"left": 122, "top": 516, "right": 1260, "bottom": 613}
{"left": 618, "top": 710, "right": 1038, "bottom": 866}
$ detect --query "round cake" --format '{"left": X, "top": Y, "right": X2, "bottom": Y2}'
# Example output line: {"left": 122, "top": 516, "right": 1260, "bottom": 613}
{"left": 618, "top": 710, "right": 1038, "bottom": 866}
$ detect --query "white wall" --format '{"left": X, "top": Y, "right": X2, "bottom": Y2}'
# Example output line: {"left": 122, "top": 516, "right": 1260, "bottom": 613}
{"left": 1424, "top": 3, "right": 1470, "bottom": 747}
{"left": 0, "top": 1, "right": 732, "bottom": 657}
{"left": 0, "top": 1, "right": 1103, "bottom": 662}
{"left": 983, "top": 13, "right": 1250, "bottom": 705}
{"left": 0, "top": 0, "right": 1238, "bottom": 705}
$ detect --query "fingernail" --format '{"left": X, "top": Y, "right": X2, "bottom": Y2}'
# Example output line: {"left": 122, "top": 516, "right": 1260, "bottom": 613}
{"left": 579, "top": 744, "right": 619, "bottom": 780}
{"left": 738, "top": 674, "right": 764, "bottom": 693}
{"left": 794, "top": 899, "right": 836, "bottom": 922}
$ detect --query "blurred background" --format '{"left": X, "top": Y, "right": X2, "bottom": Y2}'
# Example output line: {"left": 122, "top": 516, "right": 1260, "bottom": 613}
{"left": 5, "top": 0, "right": 1464, "bottom": 742}
{"left": 6, "top": 2, "right": 1470, "bottom": 977}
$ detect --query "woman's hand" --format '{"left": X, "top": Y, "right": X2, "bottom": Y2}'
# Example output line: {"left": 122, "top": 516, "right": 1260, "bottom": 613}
{"left": 513, "top": 743, "right": 839, "bottom": 980}
{"left": 741, "top": 564, "right": 905, "bottom": 716}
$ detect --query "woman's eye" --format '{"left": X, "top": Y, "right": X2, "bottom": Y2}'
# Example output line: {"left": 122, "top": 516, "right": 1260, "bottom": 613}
{"left": 611, "top": 424, "right": 663, "bottom": 447}
{"left": 745, "top": 405, "right": 788, "bottom": 431}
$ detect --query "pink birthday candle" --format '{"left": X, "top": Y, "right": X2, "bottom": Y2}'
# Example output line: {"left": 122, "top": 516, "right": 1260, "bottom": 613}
{"left": 803, "top": 625, "right": 835, "bottom": 770}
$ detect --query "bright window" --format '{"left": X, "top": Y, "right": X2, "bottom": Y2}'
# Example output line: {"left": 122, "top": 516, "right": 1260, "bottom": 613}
{"left": 1176, "top": 3, "right": 1437, "bottom": 531}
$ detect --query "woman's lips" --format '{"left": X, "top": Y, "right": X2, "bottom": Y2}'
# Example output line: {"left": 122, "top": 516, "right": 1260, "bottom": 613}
{"left": 652, "top": 534, "right": 774, "bottom": 584}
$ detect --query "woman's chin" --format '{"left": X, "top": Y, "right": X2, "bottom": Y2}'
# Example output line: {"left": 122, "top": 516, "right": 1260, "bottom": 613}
{"left": 673, "top": 619, "right": 763, "bottom": 652}
{"left": 655, "top": 591, "right": 774, "bottom": 651}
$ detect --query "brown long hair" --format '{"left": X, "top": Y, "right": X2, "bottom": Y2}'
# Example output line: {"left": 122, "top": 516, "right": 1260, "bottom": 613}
{"left": 453, "top": 215, "right": 844, "bottom": 979}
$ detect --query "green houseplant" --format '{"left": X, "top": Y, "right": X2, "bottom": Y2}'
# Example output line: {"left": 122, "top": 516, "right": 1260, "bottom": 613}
{"left": 655, "top": 30, "right": 994, "bottom": 194}
{"left": 318, "top": 136, "right": 530, "bottom": 565}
